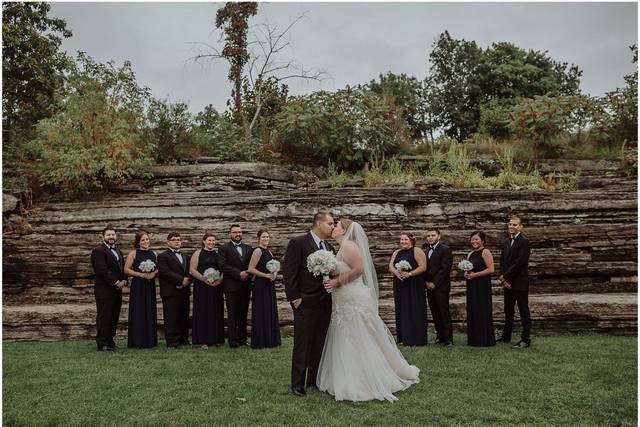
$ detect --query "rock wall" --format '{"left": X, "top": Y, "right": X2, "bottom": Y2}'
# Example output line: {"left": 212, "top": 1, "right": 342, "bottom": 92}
{"left": 3, "top": 161, "right": 637, "bottom": 340}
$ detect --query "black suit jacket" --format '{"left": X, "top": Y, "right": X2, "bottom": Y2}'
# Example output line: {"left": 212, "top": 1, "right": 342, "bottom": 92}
{"left": 283, "top": 232, "right": 335, "bottom": 308}
{"left": 157, "top": 249, "right": 191, "bottom": 298}
{"left": 422, "top": 242, "right": 453, "bottom": 291}
{"left": 500, "top": 233, "right": 531, "bottom": 291}
{"left": 218, "top": 241, "right": 253, "bottom": 293}
{"left": 91, "top": 243, "right": 126, "bottom": 300}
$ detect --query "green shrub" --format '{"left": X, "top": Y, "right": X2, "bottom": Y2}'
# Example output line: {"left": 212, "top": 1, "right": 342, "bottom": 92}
{"left": 33, "top": 53, "right": 154, "bottom": 195}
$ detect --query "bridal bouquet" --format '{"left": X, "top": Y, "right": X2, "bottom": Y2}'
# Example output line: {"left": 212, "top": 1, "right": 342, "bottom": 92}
{"left": 307, "top": 250, "right": 337, "bottom": 282}
{"left": 395, "top": 260, "right": 412, "bottom": 272}
{"left": 458, "top": 260, "right": 474, "bottom": 272}
{"left": 203, "top": 268, "right": 221, "bottom": 282}
{"left": 139, "top": 259, "right": 156, "bottom": 273}
{"left": 266, "top": 259, "right": 281, "bottom": 273}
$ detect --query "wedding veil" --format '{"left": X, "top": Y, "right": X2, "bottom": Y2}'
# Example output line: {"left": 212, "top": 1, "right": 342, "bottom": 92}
{"left": 344, "top": 222, "right": 380, "bottom": 311}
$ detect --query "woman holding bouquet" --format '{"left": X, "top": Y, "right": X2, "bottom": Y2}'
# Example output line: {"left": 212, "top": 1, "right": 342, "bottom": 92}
{"left": 248, "top": 230, "right": 281, "bottom": 349}
{"left": 124, "top": 231, "right": 158, "bottom": 349}
{"left": 189, "top": 232, "right": 225, "bottom": 349}
{"left": 388, "top": 233, "right": 428, "bottom": 346}
{"left": 464, "top": 231, "right": 496, "bottom": 347}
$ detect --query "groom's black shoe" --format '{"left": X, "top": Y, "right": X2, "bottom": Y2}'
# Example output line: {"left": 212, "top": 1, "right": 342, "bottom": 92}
{"left": 512, "top": 340, "right": 530, "bottom": 349}
{"left": 291, "top": 387, "right": 306, "bottom": 397}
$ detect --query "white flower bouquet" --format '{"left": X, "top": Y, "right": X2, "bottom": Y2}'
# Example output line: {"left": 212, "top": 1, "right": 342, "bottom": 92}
{"left": 203, "top": 268, "right": 221, "bottom": 282}
{"left": 306, "top": 250, "right": 337, "bottom": 282}
{"left": 395, "top": 260, "right": 412, "bottom": 272}
{"left": 458, "top": 259, "right": 474, "bottom": 272}
{"left": 139, "top": 259, "right": 156, "bottom": 273}
{"left": 266, "top": 259, "right": 281, "bottom": 273}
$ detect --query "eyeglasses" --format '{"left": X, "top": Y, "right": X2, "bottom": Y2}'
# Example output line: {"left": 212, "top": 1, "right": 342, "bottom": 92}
{"left": 169, "top": 238, "right": 181, "bottom": 242}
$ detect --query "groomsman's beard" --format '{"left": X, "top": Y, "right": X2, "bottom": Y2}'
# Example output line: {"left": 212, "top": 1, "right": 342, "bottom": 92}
{"left": 104, "top": 238, "right": 116, "bottom": 245}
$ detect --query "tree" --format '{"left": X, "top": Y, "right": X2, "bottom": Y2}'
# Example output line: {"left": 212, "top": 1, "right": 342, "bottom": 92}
{"left": 144, "top": 99, "right": 206, "bottom": 163}
{"left": 193, "top": 6, "right": 325, "bottom": 144}
{"left": 273, "top": 88, "right": 410, "bottom": 170}
{"left": 604, "top": 45, "right": 637, "bottom": 144}
{"left": 478, "top": 42, "right": 582, "bottom": 101}
{"left": 426, "top": 31, "right": 483, "bottom": 142}
{"left": 32, "top": 53, "right": 154, "bottom": 195}
{"left": 213, "top": 2, "right": 258, "bottom": 126}
{"left": 364, "top": 72, "right": 429, "bottom": 140}
{"left": 2, "top": 2, "right": 72, "bottom": 187}
{"left": 426, "top": 32, "right": 583, "bottom": 142}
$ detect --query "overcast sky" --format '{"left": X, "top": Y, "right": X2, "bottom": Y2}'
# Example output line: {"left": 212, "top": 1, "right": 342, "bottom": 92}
{"left": 50, "top": 2, "right": 638, "bottom": 114}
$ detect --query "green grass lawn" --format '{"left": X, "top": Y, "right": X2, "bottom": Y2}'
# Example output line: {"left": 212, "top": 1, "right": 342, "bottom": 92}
{"left": 3, "top": 333, "right": 636, "bottom": 426}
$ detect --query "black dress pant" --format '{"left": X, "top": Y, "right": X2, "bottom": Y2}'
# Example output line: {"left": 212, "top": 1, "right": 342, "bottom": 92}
{"left": 95, "top": 293, "right": 122, "bottom": 349}
{"left": 162, "top": 293, "right": 190, "bottom": 347}
{"left": 502, "top": 288, "right": 531, "bottom": 343}
{"left": 225, "top": 287, "right": 251, "bottom": 346}
{"left": 291, "top": 303, "right": 331, "bottom": 389}
{"left": 427, "top": 287, "right": 453, "bottom": 343}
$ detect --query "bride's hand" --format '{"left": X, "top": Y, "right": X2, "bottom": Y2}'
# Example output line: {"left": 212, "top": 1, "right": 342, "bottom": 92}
{"left": 324, "top": 278, "right": 339, "bottom": 293}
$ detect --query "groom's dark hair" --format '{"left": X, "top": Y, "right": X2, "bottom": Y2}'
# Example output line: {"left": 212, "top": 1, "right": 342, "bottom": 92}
{"left": 313, "top": 211, "right": 332, "bottom": 226}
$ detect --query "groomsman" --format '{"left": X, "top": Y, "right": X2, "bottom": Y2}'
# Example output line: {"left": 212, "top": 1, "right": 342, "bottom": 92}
{"left": 422, "top": 229, "right": 454, "bottom": 346}
{"left": 499, "top": 215, "right": 532, "bottom": 349}
{"left": 157, "top": 232, "right": 192, "bottom": 348}
{"left": 219, "top": 224, "right": 253, "bottom": 348}
{"left": 90, "top": 225, "right": 127, "bottom": 351}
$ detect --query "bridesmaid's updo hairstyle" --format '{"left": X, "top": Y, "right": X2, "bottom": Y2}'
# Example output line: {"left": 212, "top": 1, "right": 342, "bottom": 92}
{"left": 470, "top": 230, "right": 487, "bottom": 244}
{"left": 201, "top": 231, "right": 217, "bottom": 248}
{"left": 402, "top": 232, "right": 417, "bottom": 247}
{"left": 257, "top": 230, "right": 269, "bottom": 239}
{"left": 133, "top": 231, "right": 149, "bottom": 249}
{"left": 339, "top": 218, "right": 353, "bottom": 233}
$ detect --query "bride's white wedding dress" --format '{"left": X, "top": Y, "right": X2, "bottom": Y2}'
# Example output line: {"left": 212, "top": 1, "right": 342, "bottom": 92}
{"left": 317, "top": 258, "right": 420, "bottom": 402}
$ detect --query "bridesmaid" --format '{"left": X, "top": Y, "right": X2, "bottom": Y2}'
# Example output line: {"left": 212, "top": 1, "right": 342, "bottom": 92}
{"left": 388, "top": 232, "right": 428, "bottom": 346}
{"left": 464, "top": 230, "right": 496, "bottom": 347}
{"left": 247, "top": 230, "right": 281, "bottom": 349}
{"left": 189, "top": 232, "right": 225, "bottom": 349}
{"left": 124, "top": 231, "right": 158, "bottom": 349}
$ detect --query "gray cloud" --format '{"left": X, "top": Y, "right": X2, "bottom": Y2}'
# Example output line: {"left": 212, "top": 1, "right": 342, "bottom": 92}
{"left": 51, "top": 2, "right": 637, "bottom": 113}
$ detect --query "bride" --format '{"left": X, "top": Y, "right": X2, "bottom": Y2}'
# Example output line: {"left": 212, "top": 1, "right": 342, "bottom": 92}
{"left": 317, "top": 218, "right": 420, "bottom": 402}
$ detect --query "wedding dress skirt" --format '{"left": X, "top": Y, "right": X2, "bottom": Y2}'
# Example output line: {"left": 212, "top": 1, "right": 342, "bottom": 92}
{"left": 317, "top": 268, "right": 420, "bottom": 402}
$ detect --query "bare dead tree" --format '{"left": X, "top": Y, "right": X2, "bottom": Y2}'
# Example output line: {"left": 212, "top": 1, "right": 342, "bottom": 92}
{"left": 189, "top": 11, "right": 328, "bottom": 141}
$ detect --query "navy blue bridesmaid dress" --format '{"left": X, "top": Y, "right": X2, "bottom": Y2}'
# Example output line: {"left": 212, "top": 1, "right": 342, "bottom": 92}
{"left": 466, "top": 249, "right": 496, "bottom": 346}
{"left": 392, "top": 248, "right": 428, "bottom": 346}
{"left": 250, "top": 248, "right": 281, "bottom": 349}
{"left": 127, "top": 249, "right": 158, "bottom": 348}
{"left": 192, "top": 249, "right": 226, "bottom": 346}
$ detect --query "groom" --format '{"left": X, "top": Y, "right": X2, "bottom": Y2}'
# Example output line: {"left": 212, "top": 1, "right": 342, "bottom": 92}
{"left": 283, "top": 211, "right": 335, "bottom": 397}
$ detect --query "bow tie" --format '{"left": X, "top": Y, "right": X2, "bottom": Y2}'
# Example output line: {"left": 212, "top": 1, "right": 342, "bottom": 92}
{"left": 234, "top": 244, "right": 242, "bottom": 248}
{"left": 172, "top": 250, "right": 181, "bottom": 254}
{"left": 429, "top": 246, "right": 435, "bottom": 250}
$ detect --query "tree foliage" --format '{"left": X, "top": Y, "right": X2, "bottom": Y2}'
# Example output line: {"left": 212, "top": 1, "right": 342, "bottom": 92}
{"left": 364, "top": 72, "right": 429, "bottom": 140}
{"left": 33, "top": 53, "right": 154, "bottom": 195}
{"left": 604, "top": 45, "right": 638, "bottom": 144}
{"left": 273, "top": 88, "right": 410, "bottom": 170}
{"left": 426, "top": 31, "right": 583, "bottom": 142}
{"left": 2, "top": 2, "right": 73, "bottom": 193}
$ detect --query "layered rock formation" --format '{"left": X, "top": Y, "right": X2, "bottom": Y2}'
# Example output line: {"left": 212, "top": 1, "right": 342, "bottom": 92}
{"left": 3, "top": 161, "right": 636, "bottom": 341}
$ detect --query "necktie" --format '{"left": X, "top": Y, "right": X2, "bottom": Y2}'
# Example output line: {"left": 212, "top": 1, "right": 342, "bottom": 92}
{"left": 319, "top": 240, "right": 326, "bottom": 251}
